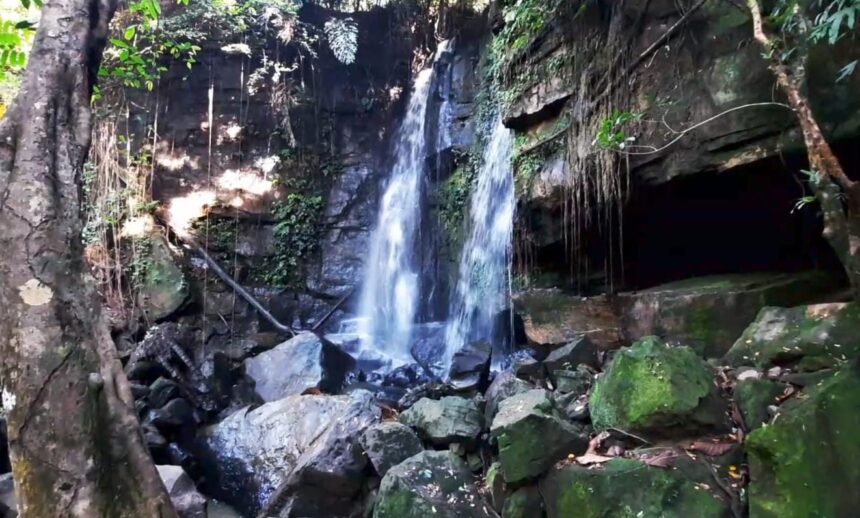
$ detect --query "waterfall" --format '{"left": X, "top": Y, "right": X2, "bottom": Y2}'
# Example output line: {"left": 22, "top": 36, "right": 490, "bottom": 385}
{"left": 444, "top": 118, "right": 515, "bottom": 368}
{"left": 356, "top": 68, "right": 435, "bottom": 362}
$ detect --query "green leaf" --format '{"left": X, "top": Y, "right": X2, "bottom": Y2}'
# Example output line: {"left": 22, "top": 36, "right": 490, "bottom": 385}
{"left": 110, "top": 38, "right": 130, "bottom": 49}
{"left": 124, "top": 26, "right": 137, "bottom": 40}
{"left": 836, "top": 60, "right": 857, "bottom": 83}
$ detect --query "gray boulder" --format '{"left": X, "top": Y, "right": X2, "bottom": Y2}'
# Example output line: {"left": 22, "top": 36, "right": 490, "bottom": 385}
{"left": 448, "top": 340, "right": 491, "bottom": 391}
{"left": 374, "top": 451, "right": 493, "bottom": 517}
{"left": 543, "top": 335, "right": 599, "bottom": 371}
{"left": 157, "top": 465, "right": 207, "bottom": 518}
{"left": 399, "top": 396, "right": 482, "bottom": 446}
{"left": 484, "top": 370, "right": 534, "bottom": 423}
{"left": 198, "top": 390, "right": 379, "bottom": 515}
{"left": 0, "top": 473, "right": 15, "bottom": 518}
{"left": 244, "top": 332, "right": 355, "bottom": 401}
{"left": 359, "top": 422, "right": 424, "bottom": 477}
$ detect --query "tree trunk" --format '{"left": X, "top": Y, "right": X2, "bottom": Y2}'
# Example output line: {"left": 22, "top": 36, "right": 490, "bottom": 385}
{"left": 746, "top": 0, "right": 860, "bottom": 301}
{"left": 0, "top": 0, "right": 177, "bottom": 516}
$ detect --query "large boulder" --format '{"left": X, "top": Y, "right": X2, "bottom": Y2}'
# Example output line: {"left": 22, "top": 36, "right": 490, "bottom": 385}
{"left": 502, "top": 486, "right": 544, "bottom": 518}
{"left": 618, "top": 272, "right": 840, "bottom": 358}
{"left": 137, "top": 233, "right": 189, "bottom": 321}
{"left": 734, "top": 378, "right": 785, "bottom": 431}
{"left": 359, "top": 422, "right": 424, "bottom": 477}
{"left": 447, "top": 340, "right": 491, "bottom": 391}
{"left": 157, "top": 465, "right": 207, "bottom": 518}
{"left": 399, "top": 396, "right": 482, "bottom": 446}
{"left": 198, "top": 391, "right": 379, "bottom": 515}
{"left": 374, "top": 451, "right": 493, "bottom": 518}
{"left": 244, "top": 332, "right": 355, "bottom": 401}
{"left": 513, "top": 290, "right": 623, "bottom": 348}
{"left": 490, "top": 389, "right": 587, "bottom": 483}
{"left": 745, "top": 363, "right": 860, "bottom": 517}
{"left": 543, "top": 335, "right": 600, "bottom": 371}
{"left": 589, "top": 337, "right": 727, "bottom": 437}
{"left": 540, "top": 458, "right": 731, "bottom": 518}
{"left": 724, "top": 302, "right": 860, "bottom": 371}
{"left": 484, "top": 370, "right": 534, "bottom": 423}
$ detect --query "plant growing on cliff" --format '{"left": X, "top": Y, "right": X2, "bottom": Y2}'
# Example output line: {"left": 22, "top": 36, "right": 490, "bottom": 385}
{"left": 746, "top": 0, "right": 860, "bottom": 301}
{"left": 324, "top": 17, "right": 358, "bottom": 64}
{"left": 261, "top": 178, "right": 325, "bottom": 287}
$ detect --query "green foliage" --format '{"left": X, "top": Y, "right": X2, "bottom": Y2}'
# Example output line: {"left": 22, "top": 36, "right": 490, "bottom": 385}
{"left": 260, "top": 179, "right": 325, "bottom": 286}
{"left": 99, "top": 0, "right": 201, "bottom": 91}
{"left": 126, "top": 235, "right": 154, "bottom": 290}
{"left": 594, "top": 110, "right": 644, "bottom": 151}
{"left": 769, "top": 0, "right": 860, "bottom": 81}
{"left": 324, "top": 17, "right": 358, "bottom": 64}
{"left": 439, "top": 153, "right": 478, "bottom": 248}
{"left": 809, "top": 0, "right": 860, "bottom": 44}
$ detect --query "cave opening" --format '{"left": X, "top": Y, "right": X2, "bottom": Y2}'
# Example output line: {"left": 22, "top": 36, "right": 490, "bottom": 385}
{"left": 622, "top": 143, "right": 858, "bottom": 291}
{"left": 517, "top": 141, "right": 860, "bottom": 295}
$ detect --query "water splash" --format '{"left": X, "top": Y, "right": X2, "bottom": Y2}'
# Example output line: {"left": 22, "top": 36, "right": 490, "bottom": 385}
{"left": 445, "top": 118, "right": 515, "bottom": 368}
{"left": 356, "top": 68, "right": 435, "bottom": 362}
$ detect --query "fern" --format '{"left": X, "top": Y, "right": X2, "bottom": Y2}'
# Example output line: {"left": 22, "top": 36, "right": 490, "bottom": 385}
{"left": 324, "top": 17, "right": 358, "bottom": 65}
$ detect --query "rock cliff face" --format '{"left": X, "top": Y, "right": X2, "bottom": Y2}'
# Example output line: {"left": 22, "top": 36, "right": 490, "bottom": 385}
{"left": 499, "top": 1, "right": 860, "bottom": 291}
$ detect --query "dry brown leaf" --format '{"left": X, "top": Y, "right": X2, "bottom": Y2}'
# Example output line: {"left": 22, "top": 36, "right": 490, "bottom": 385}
{"left": 640, "top": 449, "right": 681, "bottom": 468}
{"left": 586, "top": 431, "right": 611, "bottom": 455}
{"left": 776, "top": 385, "right": 797, "bottom": 402}
{"left": 576, "top": 453, "right": 613, "bottom": 466}
{"left": 687, "top": 439, "right": 735, "bottom": 457}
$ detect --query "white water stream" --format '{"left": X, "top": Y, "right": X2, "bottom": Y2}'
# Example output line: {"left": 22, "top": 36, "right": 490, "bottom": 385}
{"left": 444, "top": 118, "right": 515, "bottom": 367}
{"left": 355, "top": 68, "right": 435, "bottom": 362}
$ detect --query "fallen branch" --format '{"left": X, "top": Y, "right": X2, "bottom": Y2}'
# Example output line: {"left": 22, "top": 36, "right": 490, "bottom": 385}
{"left": 191, "top": 242, "right": 297, "bottom": 337}
{"left": 311, "top": 288, "right": 355, "bottom": 332}
{"left": 157, "top": 215, "right": 297, "bottom": 337}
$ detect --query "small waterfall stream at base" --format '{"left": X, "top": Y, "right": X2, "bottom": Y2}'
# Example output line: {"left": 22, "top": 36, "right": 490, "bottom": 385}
{"left": 444, "top": 118, "right": 515, "bottom": 369}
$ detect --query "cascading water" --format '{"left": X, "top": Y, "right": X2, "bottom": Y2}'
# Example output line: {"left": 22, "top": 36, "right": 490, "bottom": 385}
{"left": 356, "top": 68, "right": 435, "bottom": 362}
{"left": 444, "top": 118, "right": 515, "bottom": 367}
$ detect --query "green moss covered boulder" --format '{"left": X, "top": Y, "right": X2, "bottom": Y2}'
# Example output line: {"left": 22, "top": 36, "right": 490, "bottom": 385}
{"left": 746, "top": 362, "right": 860, "bottom": 517}
{"left": 734, "top": 378, "right": 785, "bottom": 431}
{"left": 502, "top": 486, "right": 543, "bottom": 518}
{"left": 490, "top": 389, "right": 587, "bottom": 483}
{"left": 619, "top": 272, "right": 841, "bottom": 358}
{"left": 373, "top": 451, "right": 492, "bottom": 518}
{"left": 724, "top": 303, "right": 860, "bottom": 370}
{"left": 590, "top": 337, "right": 727, "bottom": 436}
{"left": 540, "top": 458, "right": 731, "bottom": 518}
{"left": 137, "top": 234, "right": 188, "bottom": 320}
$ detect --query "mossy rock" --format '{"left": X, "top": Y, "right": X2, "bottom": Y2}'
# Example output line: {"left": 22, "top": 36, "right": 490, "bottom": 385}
{"left": 746, "top": 362, "right": 860, "bottom": 517}
{"left": 734, "top": 378, "right": 785, "bottom": 431}
{"left": 619, "top": 272, "right": 841, "bottom": 358}
{"left": 724, "top": 303, "right": 860, "bottom": 370}
{"left": 137, "top": 234, "right": 188, "bottom": 320}
{"left": 540, "top": 458, "right": 731, "bottom": 518}
{"left": 490, "top": 389, "right": 588, "bottom": 483}
{"left": 374, "top": 451, "right": 492, "bottom": 518}
{"left": 502, "top": 486, "right": 543, "bottom": 518}
{"left": 589, "top": 337, "right": 727, "bottom": 437}
{"left": 399, "top": 397, "right": 482, "bottom": 446}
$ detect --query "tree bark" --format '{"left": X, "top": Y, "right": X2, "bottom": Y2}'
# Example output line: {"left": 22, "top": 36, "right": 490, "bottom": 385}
{"left": 0, "top": 0, "right": 177, "bottom": 516}
{"left": 747, "top": 0, "right": 860, "bottom": 301}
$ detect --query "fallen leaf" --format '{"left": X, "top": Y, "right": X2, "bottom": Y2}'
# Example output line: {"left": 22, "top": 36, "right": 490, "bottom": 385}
{"left": 576, "top": 453, "right": 613, "bottom": 466}
{"left": 640, "top": 449, "right": 681, "bottom": 468}
{"left": 687, "top": 439, "right": 734, "bottom": 457}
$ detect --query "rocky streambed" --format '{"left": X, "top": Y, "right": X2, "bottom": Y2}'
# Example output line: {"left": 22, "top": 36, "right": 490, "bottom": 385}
{"left": 87, "top": 279, "right": 860, "bottom": 518}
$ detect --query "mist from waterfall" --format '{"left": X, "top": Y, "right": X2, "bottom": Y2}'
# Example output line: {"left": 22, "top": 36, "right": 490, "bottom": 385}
{"left": 444, "top": 118, "right": 515, "bottom": 367}
{"left": 356, "top": 68, "right": 435, "bottom": 362}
